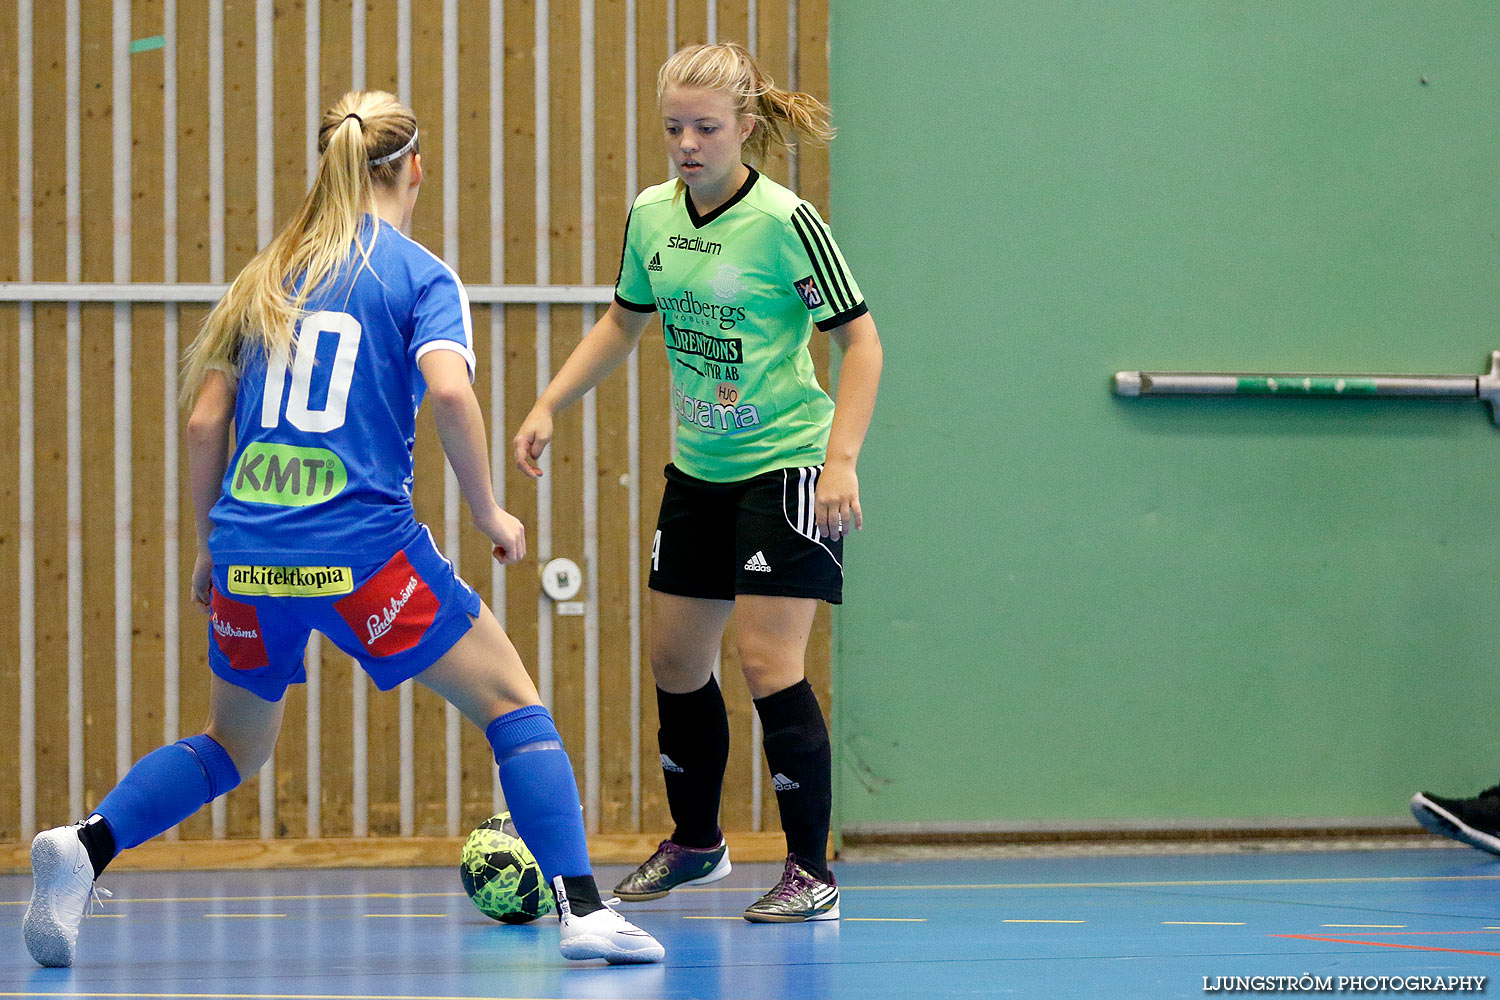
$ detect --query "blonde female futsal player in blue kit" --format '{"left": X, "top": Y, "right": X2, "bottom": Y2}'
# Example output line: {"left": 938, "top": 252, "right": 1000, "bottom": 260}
{"left": 22, "top": 90, "right": 662, "bottom": 969}
{"left": 515, "top": 43, "right": 883, "bottom": 922}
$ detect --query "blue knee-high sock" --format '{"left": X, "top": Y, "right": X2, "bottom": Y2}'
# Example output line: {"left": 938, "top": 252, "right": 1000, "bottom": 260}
{"left": 486, "top": 705, "right": 591, "bottom": 882}
{"left": 93, "top": 734, "right": 242, "bottom": 851}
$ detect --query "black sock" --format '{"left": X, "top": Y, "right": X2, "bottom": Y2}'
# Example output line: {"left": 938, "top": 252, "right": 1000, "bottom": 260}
{"left": 558, "top": 874, "right": 605, "bottom": 917}
{"left": 656, "top": 678, "right": 730, "bottom": 849}
{"left": 76, "top": 814, "right": 117, "bottom": 878}
{"left": 754, "top": 679, "right": 833, "bottom": 881}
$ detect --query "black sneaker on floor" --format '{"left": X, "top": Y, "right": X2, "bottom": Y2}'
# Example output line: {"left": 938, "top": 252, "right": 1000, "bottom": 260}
{"left": 613, "top": 839, "right": 732, "bottom": 902}
{"left": 1411, "top": 787, "right": 1500, "bottom": 856}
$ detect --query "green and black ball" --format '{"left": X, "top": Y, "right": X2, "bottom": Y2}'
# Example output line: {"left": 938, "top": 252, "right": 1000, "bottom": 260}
{"left": 460, "top": 812, "right": 555, "bottom": 924}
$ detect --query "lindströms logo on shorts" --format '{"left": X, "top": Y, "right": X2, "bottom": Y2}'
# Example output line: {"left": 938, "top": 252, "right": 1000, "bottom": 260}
{"left": 794, "top": 275, "right": 823, "bottom": 310}
{"left": 231, "top": 443, "right": 348, "bottom": 507}
{"left": 334, "top": 550, "right": 441, "bottom": 658}
{"left": 667, "top": 233, "right": 722, "bottom": 255}
{"left": 647, "top": 252, "right": 663, "bottom": 272}
{"left": 744, "top": 551, "right": 772, "bottom": 573}
{"left": 772, "top": 772, "right": 800, "bottom": 791}
{"left": 209, "top": 590, "right": 270, "bottom": 671}
{"left": 660, "top": 754, "right": 684, "bottom": 773}
{"left": 366, "top": 574, "right": 421, "bottom": 645}
{"left": 228, "top": 565, "right": 354, "bottom": 597}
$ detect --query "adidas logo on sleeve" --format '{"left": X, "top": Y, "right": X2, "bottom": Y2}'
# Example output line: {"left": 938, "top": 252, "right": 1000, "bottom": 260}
{"left": 647, "top": 252, "right": 662, "bottom": 272}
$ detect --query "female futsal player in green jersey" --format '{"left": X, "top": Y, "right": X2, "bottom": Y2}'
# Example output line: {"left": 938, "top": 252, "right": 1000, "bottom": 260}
{"left": 514, "top": 42, "right": 882, "bottom": 922}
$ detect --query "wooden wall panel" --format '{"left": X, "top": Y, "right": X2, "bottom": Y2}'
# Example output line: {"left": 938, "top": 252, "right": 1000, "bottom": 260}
{"left": 408, "top": 0, "right": 450, "bottom": 838}
{"left": 173, "top": 0, "right": 214, "bottom": 841}
{"left": 314, "top": 0, "right": 356, "bottom": 840}
{"left": 592, "top": 0, "right": 634, "bottom": 834}
{"left": 29, "top": 0, "right": 68, "bottom": 835}
{"left": 270, "top": 0, "right": 310, "bottom": 840}
{"left": 4, "top": 0, "right": 834, "bottom": 851}
{"left": 129, "top": 0, "right": 168, "bottom": 812}
{"left": 0, "top": 5, "right": 21, "bottom": 843}
{"left": 632, "top": 0, "right": 673, "bottom": 839}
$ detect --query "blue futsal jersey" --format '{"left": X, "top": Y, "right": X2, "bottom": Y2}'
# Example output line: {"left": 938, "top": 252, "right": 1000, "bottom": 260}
{"left": 208, "top": 218, "right": 475, "bottom": 566}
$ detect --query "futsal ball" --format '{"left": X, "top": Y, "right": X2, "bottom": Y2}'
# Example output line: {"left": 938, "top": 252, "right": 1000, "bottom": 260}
{"left": 460, "top": 812, "right": 555, "bottom": 924}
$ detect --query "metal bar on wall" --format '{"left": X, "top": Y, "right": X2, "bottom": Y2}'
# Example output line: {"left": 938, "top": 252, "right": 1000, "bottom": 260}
{"left": 112, "top": 0, "right": 134, "bottom": 786}
{"left": 17, "top": 0, "right": 36, "bottom": 840}
{"left": 487, "top": 0, "right": 508, "bottom": 815}
{"left": 350, "top": 4, "right": 369, "bottom": 839}
{"left": 0, "top": 283, "right": 615, "bottom": 303}
{"left": 579, "top": 0, "right": 601, "bottom": 833}
{"left": 442, "top": 0, "right": 462, "bottom": 839}
{"left": 65, "top": 0, "right": 83, "bottom": 824}
{"left": 303, "top": 0, "right": 323, "bottom": 840}
{"left": 534, "top": 0, "right": 554, "bottom": 710}
{"left": 255, "top": 0, "right": 276, "bottom": 842}
{"left": 162, "top": 0, "right": 182, "bottom": 841}
{"left": 208, "top": 0, "right": 227, "bottom": 838}
{"left": 624, "top": 0, "right": 642, "bottom": 832}
{"left": 397, "top": 0, "right": 416, "bottom": 842}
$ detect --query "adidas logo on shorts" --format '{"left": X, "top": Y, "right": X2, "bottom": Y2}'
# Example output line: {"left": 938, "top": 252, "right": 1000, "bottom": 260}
{"left": 743, "top": 551, "right": 772, "bottom": 573}
{"left": 648, "top": 252, "right": 663, "bottom": 272}
{"left": 660, "top": 753, "right": 684, "bottom": 773}
{"left": 772, "top": 772, "right": 800, "bottom": 791}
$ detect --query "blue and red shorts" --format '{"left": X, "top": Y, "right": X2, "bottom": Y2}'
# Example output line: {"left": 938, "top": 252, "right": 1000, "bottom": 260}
{"left": 207, "top": 527, "right": 481, "bottom": 701}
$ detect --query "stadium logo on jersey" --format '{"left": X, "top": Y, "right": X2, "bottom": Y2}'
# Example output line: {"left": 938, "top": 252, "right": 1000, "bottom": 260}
{"left": 674, "top": 386, "right": 762, "bottom": 433}
{"left": 794, "top": 275, "right": 824, "bottom": 310}
{"left": 667, "top": 234, "right": 722, "bottom": 256}
{"left": 334, "top": 550, "right": 441, "bottom": 657}
{"left": 227, "top": 565, "right": 354, "bottom": 598}
{"left": 231, "top": 443, "right": 348, "bottom": 507}
{"left": 664, "top": 324, "right": 744, "bottom": 364}
{"left": 209, "top": 590, "right": 269, "bottom": 672}
{"left": 710, "top": 264, "right": 743, "bottom": 303}
{"left": 647, "top": 252, "right": 662, "bottom": 272}
{"left": 655, "top": 290, "right": 746, "bottom": 330}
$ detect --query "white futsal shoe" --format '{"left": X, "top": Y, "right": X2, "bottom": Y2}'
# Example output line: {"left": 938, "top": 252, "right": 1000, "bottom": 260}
{"left": 23, "top": 825, "right": 110, "bottom": 968}
{"left": 554, "top": 876, "right": 665, "bottom": 964}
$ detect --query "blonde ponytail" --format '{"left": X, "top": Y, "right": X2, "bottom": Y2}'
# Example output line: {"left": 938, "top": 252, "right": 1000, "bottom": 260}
{"left": 657, "top": 42, "right": 834, "bottom": 166}
{"left": 181, "top": 91, "right": 419, "bottom": 404}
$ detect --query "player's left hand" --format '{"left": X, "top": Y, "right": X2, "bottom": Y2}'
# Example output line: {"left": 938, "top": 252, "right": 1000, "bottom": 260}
{"left": 814, "top": 461, "right": 862, "bottom": 542}
{"left": 191, "top": 549, "right": 214, "bottom": 612}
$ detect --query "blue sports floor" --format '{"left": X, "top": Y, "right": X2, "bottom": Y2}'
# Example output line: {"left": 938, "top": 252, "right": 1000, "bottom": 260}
{"left": 4, "top": 845, "right": 1499, "bottom": 999}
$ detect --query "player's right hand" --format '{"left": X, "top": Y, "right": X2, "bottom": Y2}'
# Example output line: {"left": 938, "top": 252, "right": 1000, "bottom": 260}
{"left": 513, "top": 409, "right": 553, "bottom": 480}
{"left": 477, "top": 505, "right": 527, "bottom": 565}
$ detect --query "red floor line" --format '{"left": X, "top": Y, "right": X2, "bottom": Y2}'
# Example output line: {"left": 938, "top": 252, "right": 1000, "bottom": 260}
{"left": 1273, "top": 934, "right": 1500, "bottom": 958}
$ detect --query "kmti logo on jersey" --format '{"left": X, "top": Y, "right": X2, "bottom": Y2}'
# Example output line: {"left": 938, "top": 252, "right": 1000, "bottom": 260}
{"left": 334, "top": 550, "right": 441, "bottom": 657}
{"left": 209, "top": 590, "right": 269, "bottom": 672}
{"left": 667, "top": 234, "right": 722, "bottom": 255}
{"left": 794, "top": 275, "right": 824, "bottom": 310}
{"left": 227, "top": 565, "right": 354, "bottom": 597}
{"left": 231, "top": 443, "right": 348, "bottom": 506}
{"left": 674, "top": 386, "right": 762, "bottom": 433}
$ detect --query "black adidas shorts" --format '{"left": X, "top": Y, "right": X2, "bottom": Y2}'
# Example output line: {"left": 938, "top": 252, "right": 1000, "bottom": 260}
{"left": 648, "top": 464, "right": 845, "bottom": 605}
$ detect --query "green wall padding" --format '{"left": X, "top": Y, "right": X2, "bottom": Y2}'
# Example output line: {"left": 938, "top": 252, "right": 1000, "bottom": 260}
{"left": 829, "top": 3, "right": 1500, "bottom": 829}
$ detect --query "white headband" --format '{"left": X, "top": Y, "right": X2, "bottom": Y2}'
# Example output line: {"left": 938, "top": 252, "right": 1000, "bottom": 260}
{"left": 369, "top": 128, "right": 418, "bottom": 167}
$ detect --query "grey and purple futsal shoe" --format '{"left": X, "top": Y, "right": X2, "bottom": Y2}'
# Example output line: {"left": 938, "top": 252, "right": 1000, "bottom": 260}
{"left": 23, "top": 825, "right": 110, "bottom": 968}
{"left": 743, "top": 854, "right": 839, "bottom": 923}
{"left": 553, "top": 876, "right": 665, "bottom": 964}
{"left": 1411, "top": 787, "right": 1500, "bottom": 856}
{"left": 613, "top": 838, "right": 732, "bottom": 901}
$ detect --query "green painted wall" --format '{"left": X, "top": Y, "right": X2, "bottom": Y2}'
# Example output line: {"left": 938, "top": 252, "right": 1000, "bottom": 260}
{"left": 829, "top": 3, "right": 1500, "bottom": 830}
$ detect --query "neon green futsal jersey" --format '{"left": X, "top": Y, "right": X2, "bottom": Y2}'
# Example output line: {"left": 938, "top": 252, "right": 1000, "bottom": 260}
{"left": 615, "top": 166, "right": 867, "bottom": 483}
